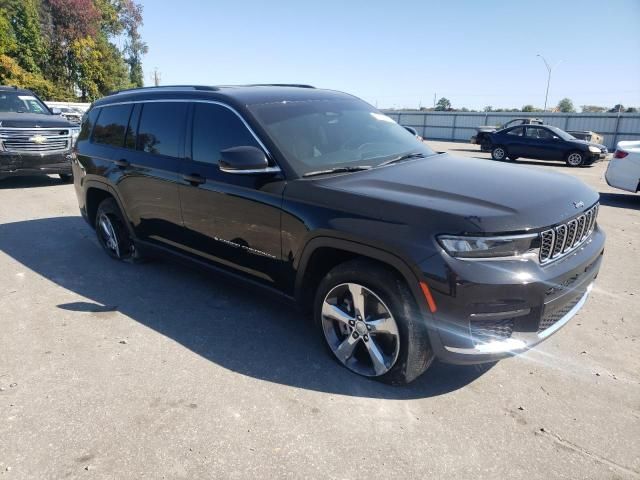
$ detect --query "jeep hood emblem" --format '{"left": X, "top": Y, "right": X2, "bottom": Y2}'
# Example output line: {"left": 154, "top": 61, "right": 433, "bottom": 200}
{"left": 573, "top": 201, "right": 584, "bottom": 209}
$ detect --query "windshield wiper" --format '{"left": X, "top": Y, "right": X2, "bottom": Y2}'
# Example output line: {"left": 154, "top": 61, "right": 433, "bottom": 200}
{"left": 302, "top": 166, "right": 371, "bottom": 178}
{"left": 377, "top": 152, "right": 427, "bottom": 167}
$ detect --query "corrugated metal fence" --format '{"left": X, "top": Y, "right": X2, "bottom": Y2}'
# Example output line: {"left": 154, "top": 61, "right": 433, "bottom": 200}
{"left": 382, "top": 111, "right": 640, "bottom": 150}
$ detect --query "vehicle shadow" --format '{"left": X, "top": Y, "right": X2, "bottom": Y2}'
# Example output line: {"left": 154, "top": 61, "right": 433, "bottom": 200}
{"left": 0, "top": 216, "right": 493, "bottom": 399}
{"left": 0, "top": 175, "right": 67, "bottom": 189}
{"left": 599, "top": 192, "right": 639, "bottom": 210}
{"left": 449, "top": 147, "right": 485, "bottom": 154}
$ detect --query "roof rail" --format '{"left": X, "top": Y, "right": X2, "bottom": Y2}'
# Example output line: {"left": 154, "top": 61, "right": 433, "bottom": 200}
{"left": 245, "top": 84, "right": 315, "bottom": 89}
{"left": 108, "top": 85, "right": 220, "bottom": 96}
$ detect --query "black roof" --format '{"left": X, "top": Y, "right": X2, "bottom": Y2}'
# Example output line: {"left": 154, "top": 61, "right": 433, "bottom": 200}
{"left": 92, "top": 84, "right": 356, "bottom": 109}
{"left": 0, "top": 85, "right": 33, "bottom": 94}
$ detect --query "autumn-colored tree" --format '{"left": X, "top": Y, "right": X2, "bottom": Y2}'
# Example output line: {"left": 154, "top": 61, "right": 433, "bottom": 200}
{"left": 0, "top": 0, "right": 147, "bottom": 100}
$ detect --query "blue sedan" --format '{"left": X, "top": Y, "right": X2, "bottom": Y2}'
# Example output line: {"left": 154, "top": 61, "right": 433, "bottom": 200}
{"left": 488, "top": 124, "right": 608, "bottom": 167}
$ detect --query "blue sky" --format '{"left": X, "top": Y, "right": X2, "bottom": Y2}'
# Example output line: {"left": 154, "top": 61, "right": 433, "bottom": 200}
{"left": 139, "top": 0, "right": 640, "bottom": 110}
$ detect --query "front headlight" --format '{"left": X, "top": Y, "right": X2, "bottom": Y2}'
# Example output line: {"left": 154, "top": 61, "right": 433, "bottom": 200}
{"left": 438, "top": 234, "right": 538, "bottom": 259}
{"left": 70, "top": 127, "right": 81, "bottom": 147}
{"left": 588, "top": 146, "right": 601, "bottom": 153}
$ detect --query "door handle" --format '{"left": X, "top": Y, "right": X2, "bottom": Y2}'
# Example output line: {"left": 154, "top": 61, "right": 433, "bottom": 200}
{"left": 114, "top": 159, "right": 130, "bottom": 168}
{"left": 182, "top": 173, "right": 206, "bottom": 185}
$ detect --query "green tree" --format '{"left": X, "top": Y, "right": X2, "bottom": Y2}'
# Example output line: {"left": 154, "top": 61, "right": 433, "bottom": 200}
{"left": 609, "top": 104, "right": 625, "bottom": 113}
{"left": 120, "top": 0, "right": 147, "bottom": 87}
{"left": 557, "top": 98, "right": 575, "bottom": 113}
{"left": 11, "top": 0, "right": 46, "bottom": 73}
{"left": 0, "top": 9, "right": 17, "bottom": 55}
{"left": 435, "top": 97, "right": 451, "bottom": 111}
{"left": 626, "top": 107, "right": 638, "bottom": 113}
{"left": 483, "top": 106, "right": 493, "bottom": 112}
{"left": 581, "top": 105, "right": 607, "bottom": 113}
{"left": 522, "top": 105, "right": 535, "bottom": 112}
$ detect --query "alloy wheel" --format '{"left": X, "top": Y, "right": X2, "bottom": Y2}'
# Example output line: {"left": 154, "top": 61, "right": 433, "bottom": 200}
{"left": 493, "top": 147, "right": 505, "bottom": 160}
{"left": 98, "top": 213, "right": 121, "bottom": 258}
{"left": 321, "top": 283, "right": 400, "bottom": 377}
{"left": 567, "top": 152, "right": 583, "bottom": 166}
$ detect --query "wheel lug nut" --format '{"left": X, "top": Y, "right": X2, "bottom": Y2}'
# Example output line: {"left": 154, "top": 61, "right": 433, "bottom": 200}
{"left": 349, "top": 320, "right": 355, "bottom": 326}
{"left": 363, "top": 335, "right": 369, "bottom": 342}
{"left": 356, "top": 315, "right": 362, "bottom": 320}
{"left": 366, "top": 324, "right": 371, "bottom": 331}
{"left": 352, "top": 332, "right": 359, "bottom": 339}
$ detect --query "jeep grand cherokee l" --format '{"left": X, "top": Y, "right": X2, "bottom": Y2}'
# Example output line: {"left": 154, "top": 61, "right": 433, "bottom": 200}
{"left": 0, "top": 86, "right": 79, "bottom": 182}
{"left": 72, "top": 85, "right": 605, "bottom": 384}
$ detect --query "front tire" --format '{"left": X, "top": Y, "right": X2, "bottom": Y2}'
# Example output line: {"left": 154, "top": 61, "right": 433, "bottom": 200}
{"left": 95, "top": 197, "right": 139, "bottom": 262}
{"left": 491, "top": 146, "right": 507, "bottom": 161}
{"left": 566, "top": 151, "right": 585, "bottom": 167}
{"left": 59, "top": 173, "right": 73, "bottom": 183}
{"left": 314, "top": 259, "right": 434, "bottom": 385}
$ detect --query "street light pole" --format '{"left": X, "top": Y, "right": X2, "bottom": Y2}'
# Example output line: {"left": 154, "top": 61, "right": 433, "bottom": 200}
{"left": 536, "top": 54, "right": 561, "bottom": 111}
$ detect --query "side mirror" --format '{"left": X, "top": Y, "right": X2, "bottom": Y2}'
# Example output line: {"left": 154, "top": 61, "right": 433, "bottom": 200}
{"left": 403, "top": 126, "right": 418, "bottom": 136}
{"left": 219, "top": 146, "right": 278, "bottom": 174}
{"left": 553, "top": 135, "right": 560, "bottom": 140}
{"left": 51, "top": 107, "right": 62, "bottom": 115}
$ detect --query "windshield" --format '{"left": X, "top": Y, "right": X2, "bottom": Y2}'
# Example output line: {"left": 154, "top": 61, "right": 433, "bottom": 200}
{"left": 248, "top": 97, "right": 436, "bottom": 176}
{"left": 0, "top": 92, "right": 50, "bottom": 114}
{"left": 547, "top": 125, "right": 576, "bottom": 141}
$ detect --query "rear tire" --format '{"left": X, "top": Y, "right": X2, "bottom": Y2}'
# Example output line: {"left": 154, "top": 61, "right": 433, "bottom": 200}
{"left": 566, "top": 151, "right": 585, "bottom": 167}
{"left": 313, "top": 259, "right": 434, "bottom": 385}
{"left": 95, "top": 197, "right": 143, "bottom": 262}
{"left": 59, "top": 173, "right": 73, "bottom": 183}
{"left": 491, "top": 146, "right": 507, "bottom": 161}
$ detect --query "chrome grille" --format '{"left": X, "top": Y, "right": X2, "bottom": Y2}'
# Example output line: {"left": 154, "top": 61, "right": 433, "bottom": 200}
{"left": 0, "top": 128, "right": 71, "bottom": 154}
{"left": 539, "top": 204, "right": 599, "bottom": 264}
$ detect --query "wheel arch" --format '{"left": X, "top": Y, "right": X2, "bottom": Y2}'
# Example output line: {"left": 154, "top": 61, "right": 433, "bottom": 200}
{"left": 84, "top": 180, "right": 134, "bottom": 237}
{"left": 294, "top": 236, "right": 432, "bottom": 319}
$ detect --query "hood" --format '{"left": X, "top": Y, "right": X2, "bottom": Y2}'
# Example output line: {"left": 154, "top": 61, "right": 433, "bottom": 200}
{"left": 0, "top": 112, "right": 75, "bottom": 128}
{"left": 568, "top": 138, "right": 607, "bottom": 150}
{"left": 316, "top": 154, "right": 599, "bottom": 233}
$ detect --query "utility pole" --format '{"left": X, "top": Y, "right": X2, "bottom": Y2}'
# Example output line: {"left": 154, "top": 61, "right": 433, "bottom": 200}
{"left": 433, "top": 93, "right": 436, "bottom": 108}
{"left": 536, "top": 54, "right": 561, "bottom": 111}
{"left": 150, "top": 67, "right": 161, "bottom": 87}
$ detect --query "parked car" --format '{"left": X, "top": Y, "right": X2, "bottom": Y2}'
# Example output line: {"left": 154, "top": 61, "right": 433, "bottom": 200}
{"left": 72, "top": 85, "right": 604, "bottom": 384}
{"left": 56, "top": 106, "right": 83, "bottom": 124}
{"left": 605, "top": 140, "right": 640, "bottom": 193}
{"left": 471, "top": 118, "right": 544, "bottom": 151}
{"left": 0, "top": 86, "right": 80, "bottom": 182}
{"left": 566, "top": 130, "right": 604, "bottom": 145}
{"left": 488, "top": 124, "right": 608, "bottom": 167}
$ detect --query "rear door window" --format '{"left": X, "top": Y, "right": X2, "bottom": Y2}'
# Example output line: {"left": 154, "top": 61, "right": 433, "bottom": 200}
{"left": 137, "top": 102, "right": 187, "bottom": 157}
{"left": 92, "top": 105, "right": 133, "bottom": 147}
{"left": 507, "top": 127, "right": 524, "bottom": 136}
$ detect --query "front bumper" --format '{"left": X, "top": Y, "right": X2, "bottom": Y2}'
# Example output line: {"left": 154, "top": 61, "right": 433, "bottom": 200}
{"left": 420, "top": 226, "right": 605, "bottom": 364}
{"left": 0, "top": 151, "right": 72, "bottom": 178}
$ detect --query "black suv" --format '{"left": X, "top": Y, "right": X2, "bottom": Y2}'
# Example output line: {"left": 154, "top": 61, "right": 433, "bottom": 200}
{"left": 0, "top": 86, "right": 79, "bottom": 182}
{"left": 72, "top": 85, "right": 605, "bottom": 384}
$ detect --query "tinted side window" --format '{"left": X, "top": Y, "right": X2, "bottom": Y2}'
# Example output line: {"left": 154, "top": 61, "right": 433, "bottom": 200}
{"left": 192, "top": 103, "right": 261, "bottom": 164}
{"left": 507, "top": 127, "right": 524, "bottom": 136}
{"left": 92, "top": 105, "right": 132, "bottom": 147}
{"left": 78, "top": 108, "right": 99, "bottom": 142}
{"left": 526, "top": 127, "right": 553, "bottom": 139}
{"left": 137, "top": 102, "right": 187, "bottom": 157}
